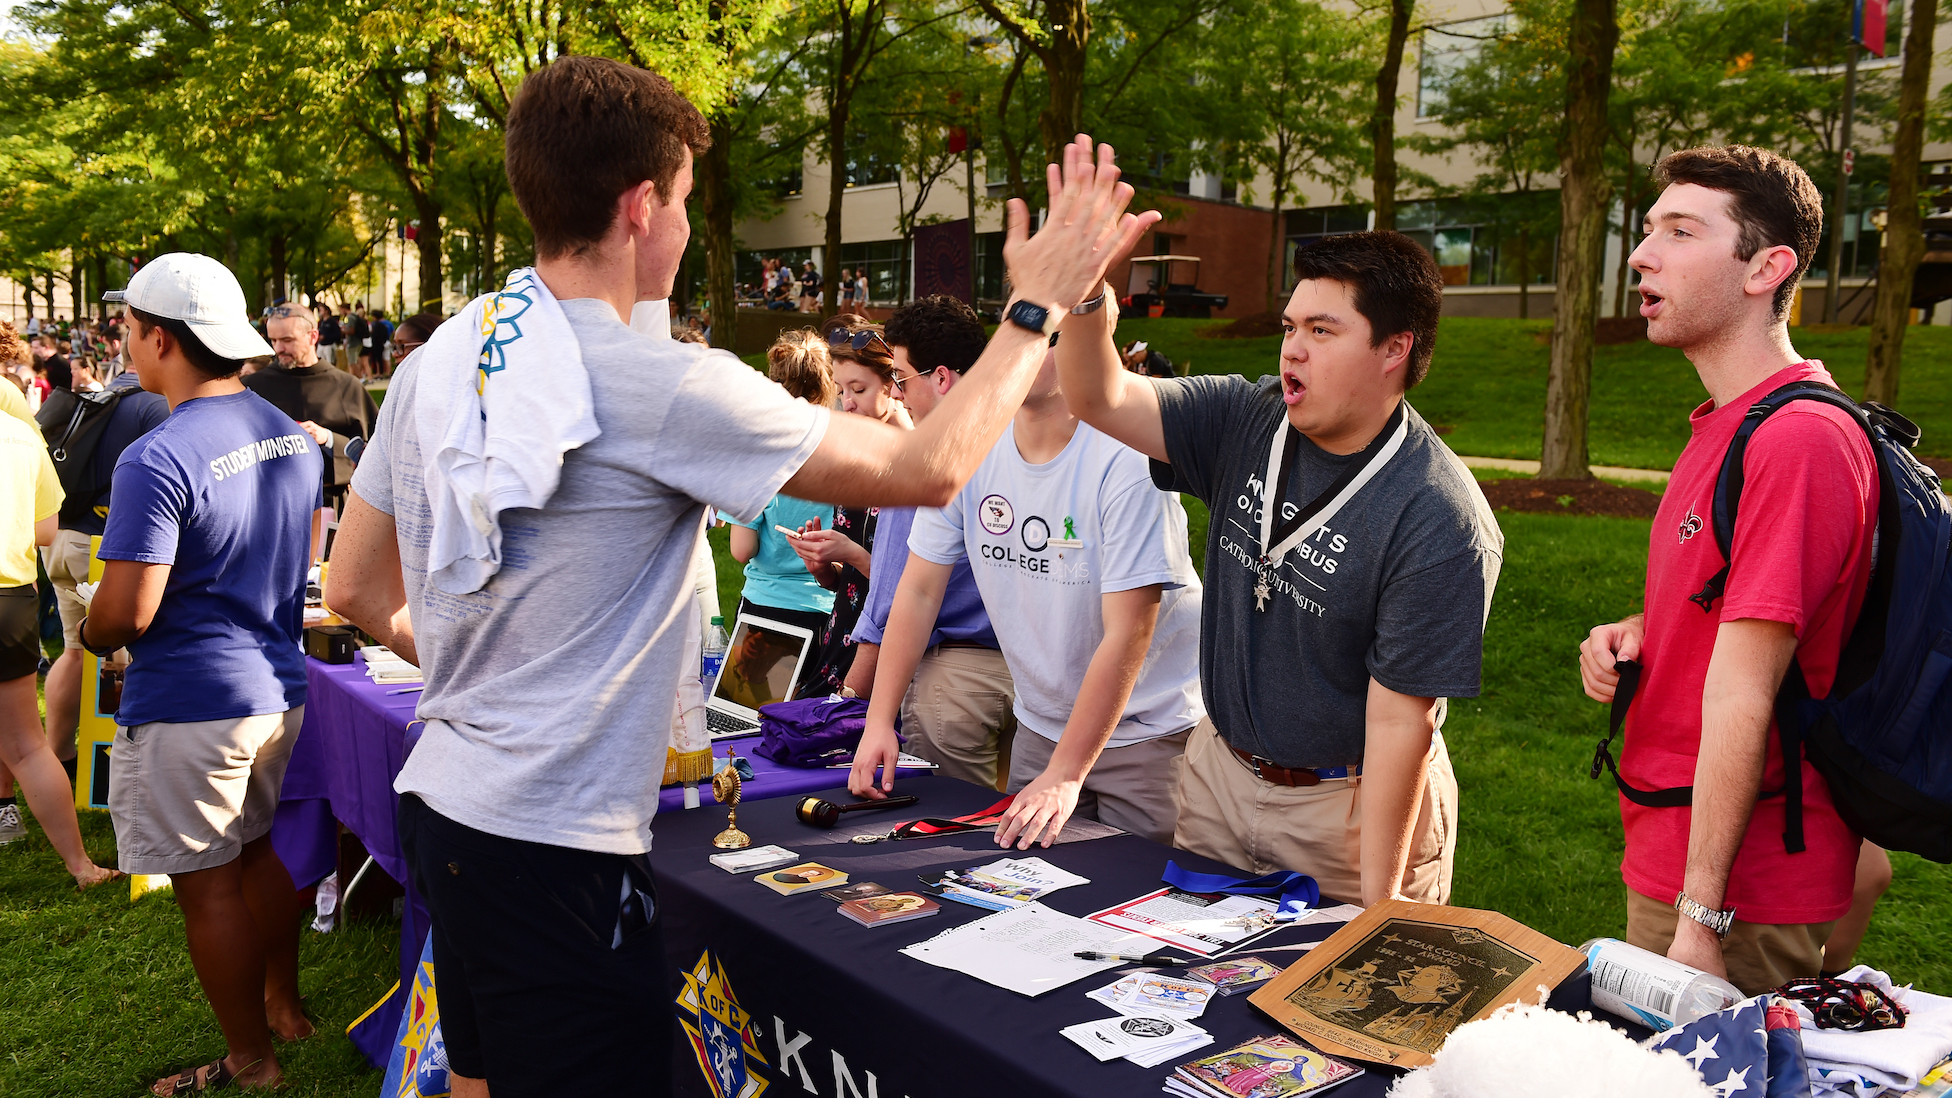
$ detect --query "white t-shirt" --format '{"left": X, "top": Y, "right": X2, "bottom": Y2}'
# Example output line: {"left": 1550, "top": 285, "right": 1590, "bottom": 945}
{"left": 353, "top": 298, "right": 827, "bottom": 854}
{"left": 909, "top": 420, "right": 1205, "bottom": 747}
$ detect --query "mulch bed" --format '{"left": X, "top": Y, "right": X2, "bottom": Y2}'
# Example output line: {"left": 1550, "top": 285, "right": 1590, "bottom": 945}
{"left": 1922, "top": 456, "right": 1951, "bottom": 480}
{"left": 1197, "top": 312, "right": 1284, "bottom": 339}
{"left": 1478, "top": 477, "right": 1663, "bottom": 518}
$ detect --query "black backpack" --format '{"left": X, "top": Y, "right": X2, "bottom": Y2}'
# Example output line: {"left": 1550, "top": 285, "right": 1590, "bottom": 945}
{"left": 34, "top": 387, "right": 133, "bottom": 524}
{"left": 1593, "top": 381, "right": 1952, "bottom": 861}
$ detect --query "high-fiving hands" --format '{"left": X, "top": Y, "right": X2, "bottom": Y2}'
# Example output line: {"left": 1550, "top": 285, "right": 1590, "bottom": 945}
{"left": 1001, "top": 136, "right": 1160, "bottom": 314}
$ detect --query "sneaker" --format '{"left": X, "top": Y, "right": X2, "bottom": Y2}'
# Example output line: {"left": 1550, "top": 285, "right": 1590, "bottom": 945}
{"left": 0, "top": 804, "right": 24, "bottom": 844}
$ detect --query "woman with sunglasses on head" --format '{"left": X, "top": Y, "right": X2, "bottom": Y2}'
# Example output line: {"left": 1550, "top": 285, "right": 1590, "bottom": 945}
{"left": 794, "top": 320, "right": 905, "bottom": 696}
{"left": 714, "top": 330, "right": 842, "bottom": 700}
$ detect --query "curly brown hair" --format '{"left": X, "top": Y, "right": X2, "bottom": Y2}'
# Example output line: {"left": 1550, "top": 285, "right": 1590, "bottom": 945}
{"left": 767, "top": 329, "right": 837, "bottom": 406}
{"left": 0, "top": 319, "right": 27, "bottom": 366}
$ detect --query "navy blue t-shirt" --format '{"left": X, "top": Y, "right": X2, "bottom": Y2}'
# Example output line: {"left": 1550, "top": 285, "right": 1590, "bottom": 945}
{"left": 99, "top": 389, "right": 324, "bottom": 727}
{"left": 66, "top": 371, "right": 169, "bottom": 537}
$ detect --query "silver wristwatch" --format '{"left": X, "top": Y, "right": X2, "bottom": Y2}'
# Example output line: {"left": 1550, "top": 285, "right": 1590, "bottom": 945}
{"left": 1674, "top": 891, "right": 1736, "bottom": 939}
{"left": 1070, "top": 286, "right": 1112, "bottom": 315}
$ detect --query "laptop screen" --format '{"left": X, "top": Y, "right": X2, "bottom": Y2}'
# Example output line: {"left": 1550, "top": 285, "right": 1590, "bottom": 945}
{"left": 713, "top": 617, "right": 811, "bottom": 711}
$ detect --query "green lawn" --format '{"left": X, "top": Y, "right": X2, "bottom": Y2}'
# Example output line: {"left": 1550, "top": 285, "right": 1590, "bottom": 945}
{"left": 1110, "top": 317, "right": 1952, "bottom": 469}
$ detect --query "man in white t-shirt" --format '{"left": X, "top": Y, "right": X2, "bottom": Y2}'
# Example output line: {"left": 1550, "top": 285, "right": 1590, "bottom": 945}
{"left": 851, "top": 341, "right": 1206, "bottom": 846}
{"left": 328, "top": 56, "right": 1160, "bottom": 1098}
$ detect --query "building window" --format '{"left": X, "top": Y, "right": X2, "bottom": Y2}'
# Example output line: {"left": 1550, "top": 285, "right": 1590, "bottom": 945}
{"left": 975, "top": 232, "right": 1005, "bottom": 303}
{"left": 839, "top": 240, "right": 905, "bottom": 303}
{"left": 1418, "top": 14, "right": 1507, "bottom": 118}
{"left": 1397, "top": 196, "right": 1557, "bottom": 287}
{"left": 1284, "top": 205, "right": 1369, "bottom": 288}
{"left": 845, "top": 144, "right": 898, "bottom": 188}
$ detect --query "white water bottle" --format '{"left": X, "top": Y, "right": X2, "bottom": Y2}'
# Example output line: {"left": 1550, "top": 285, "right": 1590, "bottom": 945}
{"left": 701, "top": 616, "right": 729, "bottom": 687}
{"left": 1579, "top": 937, "right": 1743, "bottom": 1031}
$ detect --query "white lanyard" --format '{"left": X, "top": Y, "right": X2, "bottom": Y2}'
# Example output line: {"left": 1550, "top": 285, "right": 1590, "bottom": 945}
{"left": 1253, "top": 406, "right": 1409, "bottom": 610}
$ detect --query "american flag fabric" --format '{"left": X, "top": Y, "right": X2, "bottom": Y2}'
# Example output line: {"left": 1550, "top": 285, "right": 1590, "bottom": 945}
{"left": 1650, "top": 994, "right": 1812, "bottom": 1098}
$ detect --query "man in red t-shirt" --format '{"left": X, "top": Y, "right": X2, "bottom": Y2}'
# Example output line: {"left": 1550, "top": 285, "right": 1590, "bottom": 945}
{"left": 1578, "top": 146, "right": 1877, "bottom": 994}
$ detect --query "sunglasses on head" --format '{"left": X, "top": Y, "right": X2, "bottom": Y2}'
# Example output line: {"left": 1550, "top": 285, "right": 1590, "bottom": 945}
{"left": 826, "top": 327, "right": 891, "bottom": 357}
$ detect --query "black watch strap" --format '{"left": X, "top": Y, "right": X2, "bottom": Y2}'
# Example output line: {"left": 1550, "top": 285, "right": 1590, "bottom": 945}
{"left": 77, "top": 615, "right": 118, "bottom": 659}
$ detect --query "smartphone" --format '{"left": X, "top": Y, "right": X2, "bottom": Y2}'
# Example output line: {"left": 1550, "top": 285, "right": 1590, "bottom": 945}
{"left": 773, "top": 524, "right": 805, "bottom": 540}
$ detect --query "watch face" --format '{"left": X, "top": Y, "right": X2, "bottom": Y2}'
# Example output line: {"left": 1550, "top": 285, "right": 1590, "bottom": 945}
{"left": 1008, "top": 300, "right": 1052, "bottom": 334}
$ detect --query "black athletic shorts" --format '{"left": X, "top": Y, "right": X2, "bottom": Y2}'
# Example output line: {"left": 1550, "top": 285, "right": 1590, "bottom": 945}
{"left": 397, "top": 794, "right": 672, "bottom": 1095}
{"left": 0, "top": 584, "right": 39, "bottom": 682}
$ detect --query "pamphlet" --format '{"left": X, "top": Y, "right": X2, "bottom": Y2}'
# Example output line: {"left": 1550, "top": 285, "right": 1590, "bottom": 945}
{"left": 838, "top": 892, "right": 940, "bottom": 927}
{"left": 709, "top": 845, "right": 800, "bottom": 873}
{"left": 1061, "top": 1014, "right": 1213, "bottom": 1069}
{"left": 1186, "top": 956, "right": 1285, "bottom": 996}
{"left": 899, "top": 902, "right": 1130, "bottom": 997}
{"left": 1087, "top": 972, "right": 1215, "bottom": 1019}
{"left": 755, "top": 863, "right": 848, "bottom": 896}
{"left": 1163, "top": 1034, "right": 1364, "bottom": 1098}
{"left": 1088, "top": 889, "right": 1283, "bottom": 958}
{"left": 920, "top": 856, "right": 1091, "bottom": 911}
{"left": 826, "top": 752, "right": 940, "bottom": 770}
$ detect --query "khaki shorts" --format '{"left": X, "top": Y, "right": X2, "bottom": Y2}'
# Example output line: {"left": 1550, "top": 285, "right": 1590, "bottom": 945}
{"left": 1624, "top": 888, "right": 1836, "bottom": 997}
{"left": 37, "top": 528, "right": 91, "bottom": 648}
{"left": 1007, "top": 722, "right": 1191, "bottom": 846}
{"left": 1173, "top": 720, "right": 1457, "bottom": 905}
{"left": 108, "top": 707, "right": 304, "bottom": 875}
{"left": 900, "top": 645, "right": 1017, "bottom": 791}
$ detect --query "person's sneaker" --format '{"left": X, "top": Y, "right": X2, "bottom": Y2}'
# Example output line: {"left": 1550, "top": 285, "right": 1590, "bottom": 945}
{"left": 0, "top": 804, "right": 25, "bottom": 844}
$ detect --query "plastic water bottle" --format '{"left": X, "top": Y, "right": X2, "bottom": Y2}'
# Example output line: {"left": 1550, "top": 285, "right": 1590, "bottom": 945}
{"left": 1579, "top": 937, "right": 1743, "bottom": 1031}
{"left": 701, "top": 616, "right": 729, "bottom": 687}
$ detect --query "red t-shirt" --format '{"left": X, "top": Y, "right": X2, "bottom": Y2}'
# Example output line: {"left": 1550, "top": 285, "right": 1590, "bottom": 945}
{"left": 1622, "top": 361, "right": 1875, "bottom": 924}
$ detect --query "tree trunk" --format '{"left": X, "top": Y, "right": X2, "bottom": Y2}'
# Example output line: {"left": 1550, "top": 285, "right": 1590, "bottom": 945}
{"left": 823, "top": 98, "right": 850, "bottom": 317}
{"left": 1613, "top": 184, "right": 1635, "bottom": 316}
{"left": 700, "top": 115, "right": 738, "bottom": 351}
{"left": 1371, "top": 0, "right": 1413, "bottom": 230}
{"left": 22, "top": 282, "right": 32, "bottom": 322}
{"left": 1864, "top": 0, "right": 1938, "bottom": 405}
{"left": 270, "top": 234, "right": 289, "bottom": 303}
{"left": 1540, "top": 0, "right": 1618, "bottom": 480}
{"left": 996, "top": 47, "right": 1031, "bottom": 204}
{"left": 92, "top": 254, "right": 108, "bottom": 319}
{"left": 1038, "top": 0, "right": 1090, "bottom": 208}
{"left": 413, "top": 193, "right": 444, "bottom": 314}
{"left": 70, "top": 259, "right": 82, "bottom": 321}
{"left": 42, "top": 273, "right": 54, "bottom": 321}
{"left": 1267, "top": 198, "right": 1287, "bottom": 313}
{"left": 1517, "top": 226, "right": 1531, "bottom": 320}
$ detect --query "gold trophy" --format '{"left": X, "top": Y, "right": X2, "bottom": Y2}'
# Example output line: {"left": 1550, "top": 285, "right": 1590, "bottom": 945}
{"left": 711, "top": 765, "right": 751, "bottom": 850}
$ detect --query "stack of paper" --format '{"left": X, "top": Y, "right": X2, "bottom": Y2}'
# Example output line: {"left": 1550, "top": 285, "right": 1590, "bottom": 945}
{"left": 923, "top": 857, "right": 1090, "bottom": 912}
{"left": 1184, "top": 956, "right": 1284, "bottom": 997}
{"left": 1087, "top": 972, "right": 1215, "bottom": 1020}
{"left": 364, "top": 654, "right": 422, "bottom": 685}
{"left": 1087, "top": 888, "right": 1283, "bottom": 957}
{"left": 899, "top": 903, "right": 1128, "bottom": 997}
{"left": 1061, "top": 1014, "right": 1212, "bottom": 1068}
{"left": 1163, "top": 1034, "right": 1364, "bottom": 1097}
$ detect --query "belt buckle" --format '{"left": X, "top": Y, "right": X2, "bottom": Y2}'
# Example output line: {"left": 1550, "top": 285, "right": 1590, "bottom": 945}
{"left": 1247, "top": 754, "right": 1274, "bottom": 782}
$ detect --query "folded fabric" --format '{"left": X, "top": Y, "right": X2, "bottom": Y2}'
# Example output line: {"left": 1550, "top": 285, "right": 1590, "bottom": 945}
{"left": 1649, "top": 993, "right": 1812, "bottom": 1098}
{"left": 412, "top": 267, "right": 598, "bottom": 594}
{"left": 1794, "top": 967, "right": 1952, "bottom": 1094}
{"left": 753, "top": 695, "right": 900, "bottom": 768}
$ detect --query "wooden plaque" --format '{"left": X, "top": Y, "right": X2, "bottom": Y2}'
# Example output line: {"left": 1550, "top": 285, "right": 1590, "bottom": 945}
{"left": 1247, "top": 899, "right": 1586, "bottom": 1068}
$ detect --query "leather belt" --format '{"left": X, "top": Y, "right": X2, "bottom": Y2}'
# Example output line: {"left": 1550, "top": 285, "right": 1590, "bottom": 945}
{"left": 1228, "top": 743, "right": 1361, "bottom": 787}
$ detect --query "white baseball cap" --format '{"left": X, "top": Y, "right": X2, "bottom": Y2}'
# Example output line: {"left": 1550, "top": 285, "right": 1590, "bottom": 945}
{"left": 103, "top": 252, "right": 274, "bottom": 360}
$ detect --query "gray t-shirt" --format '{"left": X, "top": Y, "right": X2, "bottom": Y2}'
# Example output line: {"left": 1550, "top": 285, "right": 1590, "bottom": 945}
{"left": 1152, "top": 375, "right": 1501, "bottom": 768}
{"left": 352, "top": 298, "right": 827, "bottom": 854}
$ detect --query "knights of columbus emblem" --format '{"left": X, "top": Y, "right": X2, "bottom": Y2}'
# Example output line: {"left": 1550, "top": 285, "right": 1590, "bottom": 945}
{"left": 676, "top": 951, "right": 770, "bottom": 1098}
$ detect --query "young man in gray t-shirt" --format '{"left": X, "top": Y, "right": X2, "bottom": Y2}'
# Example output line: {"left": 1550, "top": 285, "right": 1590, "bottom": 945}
{"left": 1053, "top": 232, "right": 1502, "bottom": 907}
{"left": 328, "top": 57, "right": 1161, "bottom": 1097}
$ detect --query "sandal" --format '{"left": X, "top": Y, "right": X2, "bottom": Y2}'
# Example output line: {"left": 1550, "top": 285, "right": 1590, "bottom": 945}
{"left": 151, "top": 1058, "right": 236, "bottom": 1095}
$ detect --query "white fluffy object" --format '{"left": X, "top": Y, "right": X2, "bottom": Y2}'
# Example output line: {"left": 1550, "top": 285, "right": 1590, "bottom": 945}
{"left": 1387, "top": 1002, "right": 1714, "bottom": 1098}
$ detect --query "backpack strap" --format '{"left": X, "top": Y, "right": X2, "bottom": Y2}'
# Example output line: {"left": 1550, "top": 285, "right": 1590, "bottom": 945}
{"left": 1589, "top": 659, "right": 1694, "bottom": 807}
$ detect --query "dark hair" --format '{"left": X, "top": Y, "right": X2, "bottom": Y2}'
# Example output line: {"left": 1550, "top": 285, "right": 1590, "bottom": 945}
{"left": 1291, "top": 232, "right": 1443, "bottom": 389}
{"left": 504, "top": 56, "right": 712, "bottom": 260}
{"left": 884, "top": 295, "right": 985, "bottom": 376}
{"left": 397, "top": 312, "right": 445, "bottom": 345}
{"left": 127, "top": 305, "right": 242, "bottom": 379}
{"left": 1652, "top": 145, "right": 1823, "bottom": 319}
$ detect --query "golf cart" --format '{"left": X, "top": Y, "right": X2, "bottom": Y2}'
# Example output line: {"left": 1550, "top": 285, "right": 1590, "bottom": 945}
{"left": 1122, "top": 255, "right": 1229, "bottom": 318}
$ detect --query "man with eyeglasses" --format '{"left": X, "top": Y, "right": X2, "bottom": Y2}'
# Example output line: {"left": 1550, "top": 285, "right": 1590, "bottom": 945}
{"left": 244, "top": 302, "right": 379, "bottom": 511}
{"left": 843, "top": 296, "right": 1016, "bottom": 790}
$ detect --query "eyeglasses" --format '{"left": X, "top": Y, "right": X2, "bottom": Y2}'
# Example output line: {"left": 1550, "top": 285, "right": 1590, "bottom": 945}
{"left": 1774, "top": 978, "right": 1909, "bottom": 1032}
{"left": 892, "top": 368, "right": 935, "bottom": 392}
{"left": 827, "top": 327, "right": 891, "bottom": 358}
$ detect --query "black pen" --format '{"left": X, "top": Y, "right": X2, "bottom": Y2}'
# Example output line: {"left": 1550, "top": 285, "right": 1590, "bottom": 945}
{"left": 1074, "top": 950, "right": 1194, "bottom": 966}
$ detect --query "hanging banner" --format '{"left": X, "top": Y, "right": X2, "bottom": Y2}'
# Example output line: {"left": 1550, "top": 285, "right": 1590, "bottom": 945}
{"left": 1854, "top": 0, "right": 1887, "bottom": 57}
{"left": 913, "top": 219, "right": 974, "bottom": 305}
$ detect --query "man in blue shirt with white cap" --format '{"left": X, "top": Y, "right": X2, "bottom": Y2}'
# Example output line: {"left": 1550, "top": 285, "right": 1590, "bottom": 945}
{"left": 81, "top": 252, "right": 324, "bottom": 1094}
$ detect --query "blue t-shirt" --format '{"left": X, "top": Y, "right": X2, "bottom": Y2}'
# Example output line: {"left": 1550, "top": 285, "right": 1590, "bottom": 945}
{"left": 99, "top": 390, "right": 324, "bottom": 727}
{"left": 852, "top": 505, "right": 997, "bottom": 649}
{"left": 717, "top": 494, "right": 835, "bottom": 615}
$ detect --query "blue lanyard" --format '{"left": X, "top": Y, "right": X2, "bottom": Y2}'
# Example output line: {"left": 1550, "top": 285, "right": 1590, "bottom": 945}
{"left": 1161, "top": 861, "right": 1320, "bottom": 921}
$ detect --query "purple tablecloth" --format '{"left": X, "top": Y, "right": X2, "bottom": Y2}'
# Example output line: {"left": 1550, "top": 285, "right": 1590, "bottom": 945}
{"left": 270, "top": 653, "right": 929, "bottom": 1066}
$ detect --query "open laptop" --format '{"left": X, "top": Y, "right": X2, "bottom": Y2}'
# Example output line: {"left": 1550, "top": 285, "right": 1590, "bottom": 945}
{"left": 705, "top": 611, "right": 817, "bottom": 740}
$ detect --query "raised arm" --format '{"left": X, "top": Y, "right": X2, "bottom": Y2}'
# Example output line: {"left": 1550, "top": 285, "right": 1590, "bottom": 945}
{"left": 782, "top": 137, "right": 1159, "bottom": 508}
{"left": 1054, "top": 282, "right": 1169, "bottom": 462}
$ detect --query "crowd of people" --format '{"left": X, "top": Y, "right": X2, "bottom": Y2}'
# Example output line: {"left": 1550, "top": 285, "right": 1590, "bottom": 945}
{"left": 0, "top": 51, "right": 1909, "bottom": 1098}
{"left": 743, "top": 256, "right": 872, "bottom": 313}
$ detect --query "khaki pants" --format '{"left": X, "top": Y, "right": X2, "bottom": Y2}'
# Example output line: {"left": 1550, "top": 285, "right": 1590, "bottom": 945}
{"left": 1008, "top": 725, "right": 1190, "bottom": 845}
{"left": 38, "top": 528, "right": 93, "bottom": 648}
{"left": 900, "top": 645, "right": 1016, "bottom": 791}
{"left": 1625, "top": 888, "right": 1834, "bottom": 997}
{"left": 1172, "top": 720, "right": 1457, "bottom": 905}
